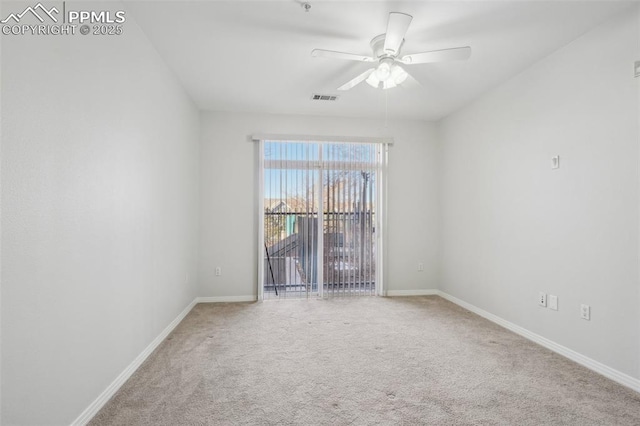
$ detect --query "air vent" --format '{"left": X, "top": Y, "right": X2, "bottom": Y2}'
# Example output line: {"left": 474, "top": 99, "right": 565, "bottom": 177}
{"left": 311, "top": 94, "right": 339, "bottom": 101}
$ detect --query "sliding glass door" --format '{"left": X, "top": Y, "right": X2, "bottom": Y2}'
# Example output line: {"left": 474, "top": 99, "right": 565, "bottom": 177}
{"left": 260, "top": 140, "right": 384, "bottom": 300}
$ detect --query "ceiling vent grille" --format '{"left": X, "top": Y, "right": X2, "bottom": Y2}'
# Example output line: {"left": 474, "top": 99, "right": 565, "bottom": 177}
{"left": 311, "top": 94, "right": 339, "bottom": 101}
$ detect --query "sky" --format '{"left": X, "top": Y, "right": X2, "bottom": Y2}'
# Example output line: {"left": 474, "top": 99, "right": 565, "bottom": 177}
{"left": 264, "top": 141, "right": 379, "bottom": 201}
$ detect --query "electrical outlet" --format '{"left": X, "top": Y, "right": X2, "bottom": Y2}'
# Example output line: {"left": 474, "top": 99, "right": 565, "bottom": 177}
{"left": 548, "top": 295, "right": 558, "bottom": 311}
{"left": 538, "top": 292, "right": 547, "bottom": 307}
{"left": 215, "top": 267, "right": 221, "bottom": 276}
{"left": 581, "top": 304, "right": 590, "bottom": 320}
{"left": 417, "top": 262, "right": 424, "bottom": 272}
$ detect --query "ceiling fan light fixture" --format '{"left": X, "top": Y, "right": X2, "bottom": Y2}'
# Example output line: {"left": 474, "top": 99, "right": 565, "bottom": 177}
{"left": 390, "top": 64, "right": 408, "bottom": 85}
{"left": 374, "top": 58, "right": 394, "bottom": 81}
{"left": 382, "top": 80, "right": 397, "bottom": 90}
{"left": 365, "top": 72, "right": 381, "bottom": 89}
{"left": 366, "top": 63, "right": 409, "bottom": 90}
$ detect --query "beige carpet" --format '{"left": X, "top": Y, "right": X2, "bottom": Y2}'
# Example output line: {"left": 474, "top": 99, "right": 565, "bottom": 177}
{"left": 90, "top": 296, "right": 640, "bottom": 425}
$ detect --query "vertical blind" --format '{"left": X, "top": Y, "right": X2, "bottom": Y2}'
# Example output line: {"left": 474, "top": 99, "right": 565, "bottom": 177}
{"left": 262, "top": 140, "right": 382, "bottom": 299}
{"left": 263, "top": 141, "right": 319, "bottom": 299}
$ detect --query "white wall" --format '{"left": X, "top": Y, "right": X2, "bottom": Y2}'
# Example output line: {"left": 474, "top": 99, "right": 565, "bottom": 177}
{"left": 199, "top": 112, "right": 439, "bottom": 298}
{"left": 1, "top": 2, "right": 200, "bottom": 424}
{"left": 439, "top": 8, "right": 640, "bottom": 379}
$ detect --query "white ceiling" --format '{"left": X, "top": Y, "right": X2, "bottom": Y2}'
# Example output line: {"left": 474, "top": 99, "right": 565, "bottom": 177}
{"left": 126, "top": 1, "right": 631, "bottom": 121}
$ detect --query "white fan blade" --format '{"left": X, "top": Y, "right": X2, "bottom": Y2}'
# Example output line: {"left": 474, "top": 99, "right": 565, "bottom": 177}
{"left": 400, "top": 46, "right": 471, "bottom": 65}
{"left": 383, "top": 12, "right": 413, "bottom": 55}
{"left": 337, "top": 68, "right": 376, "bottom": 91}
{"left": 311, "top": 49, "right": 375, "bottom": 62}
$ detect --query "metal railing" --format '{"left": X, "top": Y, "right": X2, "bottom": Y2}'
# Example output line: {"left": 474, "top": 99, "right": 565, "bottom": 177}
{"left": 264, "top": 212, "right": 376, "bottom": 298}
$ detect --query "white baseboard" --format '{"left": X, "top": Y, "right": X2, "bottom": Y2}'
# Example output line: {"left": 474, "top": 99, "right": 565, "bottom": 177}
{"left": 386, "top": 289, "right": 438, "bottom": 297}
{"left": 72, "top": 294, "right": 259, "bottom": 425}
{"left": 437, "top": 291, "right": 640, "bottom": 393}
{"left": 71, "top": 297, "right": 199, "bottom": 426}
{"left": 71, "top": 289, "right": 640, "bottom": 425}
{"left": 197, "top": 295, "right": 257, "bottom": 303}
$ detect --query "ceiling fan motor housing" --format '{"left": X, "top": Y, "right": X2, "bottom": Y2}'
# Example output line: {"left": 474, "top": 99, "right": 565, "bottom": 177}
{"left": 370, "top": 34, "right": 403, "bottom": 59}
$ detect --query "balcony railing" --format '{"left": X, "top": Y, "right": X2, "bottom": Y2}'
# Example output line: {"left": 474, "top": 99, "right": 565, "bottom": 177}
{"left": 264, "top": 212, "right": 376, "bottom": 298}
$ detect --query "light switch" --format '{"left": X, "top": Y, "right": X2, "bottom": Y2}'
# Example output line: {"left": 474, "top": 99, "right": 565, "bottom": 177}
{"left": 551, "top": 156, "right": 560, "bottom": 170}
{"left": 549, "top": 295, "right": 558, "bottom": 311}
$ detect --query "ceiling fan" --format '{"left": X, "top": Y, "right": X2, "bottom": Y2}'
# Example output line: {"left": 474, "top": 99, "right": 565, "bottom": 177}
{"left": 311, "top": 12, "right": 471, "bottom": 91}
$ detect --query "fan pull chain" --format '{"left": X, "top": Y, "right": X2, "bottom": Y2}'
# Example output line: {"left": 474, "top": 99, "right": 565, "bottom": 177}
{"left": 385, "top": 88, "right": 389, "bottom": 128}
